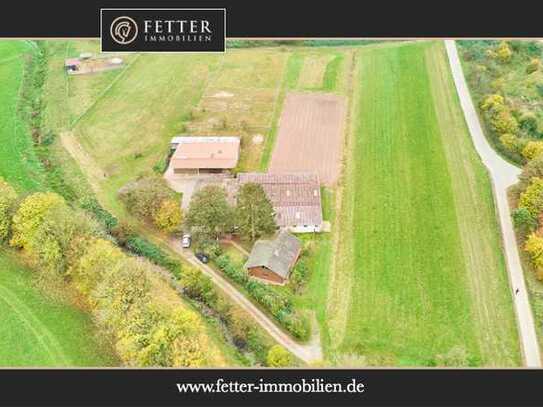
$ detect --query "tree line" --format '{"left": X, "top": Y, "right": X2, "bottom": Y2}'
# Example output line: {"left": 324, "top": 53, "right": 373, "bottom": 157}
{"left": 0, "top": 177, "right": 223, "bottom": 367}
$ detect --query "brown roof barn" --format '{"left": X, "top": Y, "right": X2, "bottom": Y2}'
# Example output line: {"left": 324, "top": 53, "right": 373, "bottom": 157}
{"left": 245, "top": 231, "right": 302, "bottom": 284}
{"left": 170, "top": 136, "right": 240, "bottom": 174}
{"left": 237, "top": 172, "right": 323, "bottom": 233}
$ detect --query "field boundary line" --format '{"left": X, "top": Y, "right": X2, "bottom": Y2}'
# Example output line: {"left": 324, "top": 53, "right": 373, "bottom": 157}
{"left": 325, "top": 50, "right": 357, "bottom": 350}
{"left": 70, "top": 53, "right": 142, "bottom": 129}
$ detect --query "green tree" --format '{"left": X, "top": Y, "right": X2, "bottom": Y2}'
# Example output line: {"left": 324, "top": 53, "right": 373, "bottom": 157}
{"left": 118, "top": 176, "right": 176, "bottom": 220}
{"left": 153, "top": 198, "right": 182, "bottom": 234}
{"left": 70, "top": 238, "right": 125, "bottom": 296}
{"left": 519, "top": 177, "right": 543, "bottom": 216}
{"left": 266, "top": 345, "right": 292, "bottom": 367}
{"left": 512, "top": 207, "right": 538, "bottom": 233}
{"left": 525, "top": 233, "right": 543, "bottom": 280}
{"left": 10, "top": 192, "right": 66, "bottom": 249}
{"left": 0, "top": 178, "right": 18, "bottom": 242}
{"left": 523, "top": 142, "right": 543, "bottom": 161}
{"left": 235, "top": 183, "right": 277, "bottom": 241}
{"left": 186, "top": 185, "right": 233, "bottom": 241}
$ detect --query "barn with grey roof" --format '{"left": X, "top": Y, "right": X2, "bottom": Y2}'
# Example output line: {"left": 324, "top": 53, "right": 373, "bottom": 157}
{"left": 245, "top": 231, "right": 302, "bottom": 284}
{"left": 236, "top": 172, "right": 323, "bottom": 233}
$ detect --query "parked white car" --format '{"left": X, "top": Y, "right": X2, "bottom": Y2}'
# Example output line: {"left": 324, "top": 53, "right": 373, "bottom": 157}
{"left": 181, "top": 234, "right": 191, "bottom": 248}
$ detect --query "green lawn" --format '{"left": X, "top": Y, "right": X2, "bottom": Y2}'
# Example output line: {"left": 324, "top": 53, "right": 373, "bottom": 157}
{"left": 0, "top": 41, "right": 46, "bottom": 191}
{"left": 327, "top": 41, "right": 520, "bottom": 366}
{"left": 0, "top": 40, "right": 118, "bottom": 367}
{"left": 0, "top": 251, "right": 116, "bottom": 366}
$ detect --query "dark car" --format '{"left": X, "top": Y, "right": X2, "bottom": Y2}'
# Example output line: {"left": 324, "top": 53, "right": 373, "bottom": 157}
{"left": 195, "top": 252, "right": 209, "bottom": 264}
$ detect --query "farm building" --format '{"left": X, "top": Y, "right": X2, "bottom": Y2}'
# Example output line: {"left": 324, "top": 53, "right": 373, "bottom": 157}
{"left": 169, "top": 136, "right": 240, "bottom": 175}
{"left": 64, "top": 54, "right": 124, "bottom": 75}
{"left": 245, "top": 231, "right": 302, "bottom": 284}
{"left": 236, "top": 172, "right": 323, "bottom": 233}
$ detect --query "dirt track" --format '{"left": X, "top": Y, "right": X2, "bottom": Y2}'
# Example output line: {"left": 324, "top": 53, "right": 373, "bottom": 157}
{"left": 269, "top": 92, "right": 346, "bottom": 185}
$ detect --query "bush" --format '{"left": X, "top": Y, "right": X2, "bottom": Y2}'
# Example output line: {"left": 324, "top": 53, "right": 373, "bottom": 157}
{"left": 496, "top": 41, "right": 513, "bottom": 63}
{"left": 289, "top": 258, "right": 309, "bottom": 294}
{"left": 519, "top": 112, "right": 539, "bottom": 135}
{"left": 526, "top": 58, "right": 541, "bottom": 74}
{"left": 490, "top": 106, "right": 518, "bottom": 135}
{"left": 125, "top": 236, "right": 182, "bottom": 278}
{"left": 0, "top": 178, "right": 18, "bottom": 242}
{"left": 79, "top": 196, "right": 118, "bottom": 231}
{"left": 153, "top": 198, "right": 182, "bottom": 233}
{"left": 181, "top": 267, "right": 218, "bottom": 307}
{"left": 500, "top": 133, "right": 523, "bottom": 154}
{"left": 522, "top": 141, "right": 543, "bottom": 161}
{"left": 519, "top": 177, "right": 543, "bottom": 216}
{"left": 512, "top": 207, "right": 538, "bottom": 233}
{"left": 525, "top": 233, "right": 543, "bottom": 280}
{"left": 266, "top": 345, "right": 292, "bottom": 367}
{"left": 118, "top": 176, "right": 177, "bottom": 221}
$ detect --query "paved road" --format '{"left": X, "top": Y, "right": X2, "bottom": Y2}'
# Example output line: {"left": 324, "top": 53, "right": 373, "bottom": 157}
{"left": 445, "top": 40, "right": 541, "bottom": 367}
{"left": 167, "top": 239, "right": 323, "bottom": 364}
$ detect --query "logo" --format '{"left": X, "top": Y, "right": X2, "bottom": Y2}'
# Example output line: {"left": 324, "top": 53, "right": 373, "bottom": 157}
{"left": 101, "top": 9, "right": 225, "bottom": 52}
{"left": 110, "top": 16, "right": 138, "bottom": 45}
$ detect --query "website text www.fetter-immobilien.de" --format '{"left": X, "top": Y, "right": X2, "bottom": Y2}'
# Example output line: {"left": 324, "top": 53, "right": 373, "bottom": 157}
{"left": 176, "top": 378, "right": 366, "bottom": 394}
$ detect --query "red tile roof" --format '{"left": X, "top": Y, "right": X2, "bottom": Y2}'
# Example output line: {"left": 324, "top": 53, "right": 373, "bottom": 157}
{"left": 170, "top": 137, "right": 240, "bottom": 169}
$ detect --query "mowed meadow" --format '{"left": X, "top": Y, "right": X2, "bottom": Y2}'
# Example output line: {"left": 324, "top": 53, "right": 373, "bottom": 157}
{"left": 0, "top": 41, "right": 115, "bottom": 366}
{"left": 9, "top": 39, "right": 524, "bottom": 367}
{"left": 327, "top": 41, "right": 521, "bottom": 366}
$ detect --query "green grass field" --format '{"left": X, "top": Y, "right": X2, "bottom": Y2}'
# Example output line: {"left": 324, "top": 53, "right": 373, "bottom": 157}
{"left": 0, "top": 41, "right": 46, "bottom": 191}
{"left": 0, "top": 40, "right": 119, "bottom": 367}
{"left": 327, "top": 41, "right": 520, "bottom": 366}
{"left": 0, "top": 251, "right": 116, "bottom": 366}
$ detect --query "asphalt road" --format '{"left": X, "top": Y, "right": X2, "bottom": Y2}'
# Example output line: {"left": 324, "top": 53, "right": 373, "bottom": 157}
{"left": 445, "top": 39, "right": 541, "bottom": 367}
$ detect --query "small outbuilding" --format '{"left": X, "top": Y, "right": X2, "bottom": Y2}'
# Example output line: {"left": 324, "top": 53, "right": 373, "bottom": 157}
{"left": 245, "top": 231, "right": 302, "bottom": 285}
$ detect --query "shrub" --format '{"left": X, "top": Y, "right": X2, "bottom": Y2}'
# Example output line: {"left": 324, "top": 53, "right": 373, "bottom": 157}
{"left": 266, "top": 345, "right": 292, "bottom": 367}
{"left": 481, "top": 94, "right": 505, "bottom": 113}
{"left": 522, "top": 141, "right": 543, "bottom": 161}
{"left": 525, "top": 233, "right": 543, "bottom": 280}
{"left": 512, "top": 207, "right": 538, "bottom": 233}
{"left": 490, "top": 106, "right": 518, "bottom": 135}
{"left": 0, "top": 178, "right": 18, "bottom": 242}
{"left": 153, "top": 198, "right": 182, "bottom": 233}
{"left": 79, "top": 196, "right": 118, "bottom": 231}
{"left": 519, "top": 112, "right": 539, "bottom": 134}
{"left": 519, "top": 177, "right": 543, "bottom": 216}
{"left": 526, "top": 58, "right": 541, "bottom": 74}
{"left": 496, "top": 41, "right": 513, "bottom": 63}
{"left": 181, "top": 267, "right": 218, "bottom": 307}
{"left": 195, "top": 238, "right": 223, "bottom": 260}
{"left": 125, "top": 236, "right": 182, "bottom": 278}
{"left": 500, "top": 133, "right": 522, "bottom": 154}
{"left": 289, "top": 258, "right": 309, "bottom": 294}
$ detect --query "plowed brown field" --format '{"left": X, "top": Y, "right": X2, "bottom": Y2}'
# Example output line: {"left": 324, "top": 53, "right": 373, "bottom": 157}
{"left": 269, "top": 92, "right": 346, "bottom": 185}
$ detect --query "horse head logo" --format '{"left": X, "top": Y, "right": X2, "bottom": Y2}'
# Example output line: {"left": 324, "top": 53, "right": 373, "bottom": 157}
{"left": 110, "top": 16, "right": 138, "bottom": 45}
